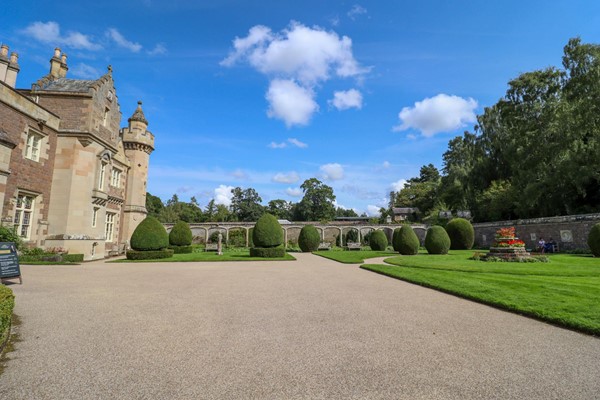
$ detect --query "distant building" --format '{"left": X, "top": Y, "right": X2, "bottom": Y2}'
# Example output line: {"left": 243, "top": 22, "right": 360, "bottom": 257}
{"left": 334, "top": 216, "right": 372, "bottom": 222}
{"left": 0, "top": 46, "right": 154, "bottom": 260}
{"left": 392, "top": 207, "right": 420, "bottom": 222}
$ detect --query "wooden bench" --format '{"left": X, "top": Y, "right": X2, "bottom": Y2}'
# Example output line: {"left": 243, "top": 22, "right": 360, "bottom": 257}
{"left": 205, "top": 243, "right": 219, "bottom": 252}
{"left": 346, "top": 242, "right": 361, "bottom": 251}
{"left": 318, "top": 242, "right": 331, "bottom": 251}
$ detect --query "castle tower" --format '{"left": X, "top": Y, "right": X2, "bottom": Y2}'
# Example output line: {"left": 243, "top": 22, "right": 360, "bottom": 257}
{"left": 121, "top": 101, "right": 155, "bottom": 244}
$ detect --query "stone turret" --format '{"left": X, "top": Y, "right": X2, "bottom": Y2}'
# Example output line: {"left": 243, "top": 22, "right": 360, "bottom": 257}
{"left": 120, "top": 101, "right": 155, "bottom": 243}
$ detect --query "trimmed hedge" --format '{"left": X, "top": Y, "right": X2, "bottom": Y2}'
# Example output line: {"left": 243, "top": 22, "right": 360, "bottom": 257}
{"left": 252, "top": 213, "right": 283, "bottom": 248}
{"left": 169, "top": 221, "right": 193, "bottom": 246}
{"left": 249, "top": 246, "right": 286, "bottom": 258}
{"left": 425, "top": 226, "right": 451, "bottom": 255}
{"left": 130, "top": 216, "right": 169, "bottom": 251}
{"left": 446, "top": 218, "right": 474, "bottom": 250}
{"left": 392, "top": 228, "right": 402, "bottom": 252}
{"left": 396, "top": 225, "right": 420, "bottom": 255}
{"left": 170, "top": 245, "right": 193, "bottom": 254}
{"left": 19, "top": 253, "right": 84, "bottom": 263}
{"left": 588, "top": 223, "right": 600, "bottom": 257}
{"left": 0, "top": 285, "right": 14, "bottom": 351}
{"left": 298, "top": 225, "right": 320, "bottom": 252}
{"left": 63, "top": 254, "right": 84, "bottom": 262}
{"left": 126, "top": 249, "right": 174, "bottom": 260}
{"left": 369, "top": 230, "right": 388, "bottom": 251}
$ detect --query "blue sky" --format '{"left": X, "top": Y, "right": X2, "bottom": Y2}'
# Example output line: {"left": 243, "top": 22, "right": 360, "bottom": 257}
{"left": 3, "top": 1, "right": 600, "bottom": 215}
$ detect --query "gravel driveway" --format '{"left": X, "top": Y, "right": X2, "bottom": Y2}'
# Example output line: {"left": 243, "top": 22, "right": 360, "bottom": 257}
{"left": 1, "top": 253, "right": 599, "bottom": 399}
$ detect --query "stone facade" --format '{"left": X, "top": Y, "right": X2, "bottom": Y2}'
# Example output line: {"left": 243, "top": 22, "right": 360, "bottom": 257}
{"left": 0, "top": 46, "right": 154, "bottom": 260}
{"left": 473, "top": 213, "right": 600, "bottom": 251}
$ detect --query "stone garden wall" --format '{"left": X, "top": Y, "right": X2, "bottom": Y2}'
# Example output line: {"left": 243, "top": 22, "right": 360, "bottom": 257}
{"left": 473, "top": 213, "right": 600, "bottom": 251}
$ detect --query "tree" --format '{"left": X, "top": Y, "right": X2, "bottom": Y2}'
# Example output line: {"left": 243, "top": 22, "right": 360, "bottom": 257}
{"left": 267, "top": 199, "right": 293, "bottom": 220}
{"left": 335, "top": 207, "right": 358, "bottom": 218}
{"left": 296, "top": 178, "right": 336, "bottom": 221}
{"left": 145, "top": 192, "right": 164, "bottom": 219}
{"left": 229, "top": 187, "right": 264, "bottom": 222}
{"left": 392, "top": 164, "right": 441, "bottom": 218}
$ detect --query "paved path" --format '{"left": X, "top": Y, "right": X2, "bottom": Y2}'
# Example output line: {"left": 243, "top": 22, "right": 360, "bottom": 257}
{"left": 1, "top": 253, "right": 599, "bottom": 399}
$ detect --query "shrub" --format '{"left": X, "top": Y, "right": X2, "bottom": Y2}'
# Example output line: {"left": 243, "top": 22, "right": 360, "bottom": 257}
{"left": 228, "top": 229, "right": 247, "bottom": 247}
{"left": 169, "top": 221, "right": 192, "bottom": 246}
{"left": 396, "top": 225, "right": 420, "bottom": 255}
{"left": 392, "top": 228, "right": 402, "bottom": 252}
{"left": 369, "top": 230, "right": 388, "bottom": 251}
{"left": 252, "top": 213, "right": 283, "bottom": 248}
{"left": 126, "top": 249, "right": 174, "bottom": 260}
{"left": 249, "top": 246, "right": 286, "bottom": 258}
{"left": 0, "top": 284, "right": 14, "bottom": 348}
{"left": 170, "top": 245, "right": 193, "bottom": 254}
{"left": 298, "top": 225, "right": 320, "bottom": 252}
{"left": 425, "top": 226, "right": 451, "bottom": 255}
{"left": 21, "top": 247, "right": 45, "bottom": 256}
{"left": 0, "top": 225, "right": 22, "bottom": 249}
{"left": 446, "top": 218, "right": 474, "bottom": 250}
{"left": 63, "top": 254, "right": 84, "bottom": 262}
{"left": 588, "top": 223, "right": 600, "bottom": 257}
{"left": 130, "top": 216, "right": 169, "bottom": 251}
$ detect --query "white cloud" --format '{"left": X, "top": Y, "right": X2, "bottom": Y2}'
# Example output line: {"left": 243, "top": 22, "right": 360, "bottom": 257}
{"left": 348, "top": 5, "right": 368, "bottom": 20}
{"left": 330, "top": 89, "right": 363, "bottom": 110}
{"left": 320, "top": 163, "right": 345, "bottom": 181}
{"left": 382, "top": 161, "right": 391, "bottom": 169}
{"left": 391, "top": 179, "right": 407, "bottom": 192}
{"left": 214, "top": 185, "right": 234, "bottom": 206}
{"left": 393, "top": 94, "right": 478, "bottom": 136}
{"left": 286, "top": 187, "right": 303, "bottom": 197}
{"left": 223, "top": 21, "right": 368, "bottom": 85}
{"left": 266, "top": 79, "right": 318, "bottom": 127}
{"left": 272, "top": 172, "right": 300, "bottom": 184}
{"left": 148, "top": 43, "right": 167, "bottom": 56}
{"left": 366, "top": 205, "right": 380, "bottom": 217}
{"left": 70, "top": 63, "right": 100, "bottom": 79}
{"left": 268, "top": 141, "right": 287, "bottom": 149}
{"left": 107, "top": 28, "right": 142, "bottom": 52}
{"left": 222, "top": 21, "right": 369, "bottom": 127}
{"left": 287, "top": 138, "right": 308, "bottom": 148}
{"left": 22, "top": 21, "right": 102, "bottom": 50}
{"left": 230, "top": 169, "right": 249, "bottom": 180}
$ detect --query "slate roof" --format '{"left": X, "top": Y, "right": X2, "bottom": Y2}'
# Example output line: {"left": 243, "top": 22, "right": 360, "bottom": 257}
{"left": 37, "top": 78, "right": 96, "bottom": 93}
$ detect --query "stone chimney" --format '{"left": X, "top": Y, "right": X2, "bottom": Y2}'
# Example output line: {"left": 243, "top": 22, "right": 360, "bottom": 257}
{"left": 0, "top": 45, "right": 9, "bottom": 85}
{"left": 59, "top": 52, "right": 68, "bottom": 78}
{"left": 4, "top": 52, "right": 20, "bottom": 87}
{"left": 50, "top": 48, "right": 62, "bottom": 78}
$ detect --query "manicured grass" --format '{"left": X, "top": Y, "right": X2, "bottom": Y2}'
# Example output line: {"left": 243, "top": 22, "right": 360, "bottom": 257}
{"left": 313, "top": 249, "right": 397, "bottom": 263}
{"left": 112, "top": 249, "right": 296, "bottom": 263}
{"left": 361, "top": 251, "right": 600, "bottom": 335}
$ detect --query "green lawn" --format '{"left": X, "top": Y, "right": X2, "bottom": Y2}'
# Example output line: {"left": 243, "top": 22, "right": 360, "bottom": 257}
{"left": 313, "top": 249, "right": 397, "bottom": 263}
{"left": 112, "top": 249, "right": 296, "bottom": 263}
{"left": 361, "top": 251, "right": 600, "bottom": 335}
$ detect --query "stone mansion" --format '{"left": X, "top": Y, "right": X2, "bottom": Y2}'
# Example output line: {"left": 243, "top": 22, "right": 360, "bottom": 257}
{"left": 0, "top": 45, "right": 154, "bottom": 260}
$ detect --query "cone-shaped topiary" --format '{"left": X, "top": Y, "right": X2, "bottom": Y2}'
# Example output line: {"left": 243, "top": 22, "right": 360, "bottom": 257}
{"left": 252, "top": 213, "right": 283, "bottom": 248}
{"left": 396, "top": 225, "right": 420, "bottom": 255}
{"left": 425, "top": 225, "right": 451, "bottom": 255}
{"left": 369, "top": 230, "right": 388, "bottom": 251}
{"left": 588, "top": 222, "right": 600, "bottom": 257}
{"left": 130, "top": 216, "right": 169, "bottom": 251}
{"left": 298, "top": 225, "right": 320, "bottom": 252}
{"left": 446, "top": 218, "right": 474, "bottom": 250}
{"left": 169, "top": 221, "right": 193, "bottom": 246}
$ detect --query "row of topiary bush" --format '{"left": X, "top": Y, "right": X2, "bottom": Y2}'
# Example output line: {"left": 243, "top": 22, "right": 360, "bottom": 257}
{"left": 0, "top": 285, "right": 14, "bottom": 352}
{"left": 389, "top": 217, "right": 474, "bottom": 256}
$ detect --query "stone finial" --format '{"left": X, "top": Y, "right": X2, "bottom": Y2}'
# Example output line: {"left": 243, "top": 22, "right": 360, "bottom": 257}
{"left": 128, "top": 100, "right": 148, "bottom": 125}
{"left": 54, "top": 48, "right": 61, "bottom": 59}
{"left": 10, "top": 52, "right": 19, "bottom": 65}
{"left": 0, "top": 45, "right": 8, "bottom": 58}
{"left": 61, "top": 53, "right": 67, "bottom": 64}
{"left": 107, "top": 65, "right": 113, "bottom": 74}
